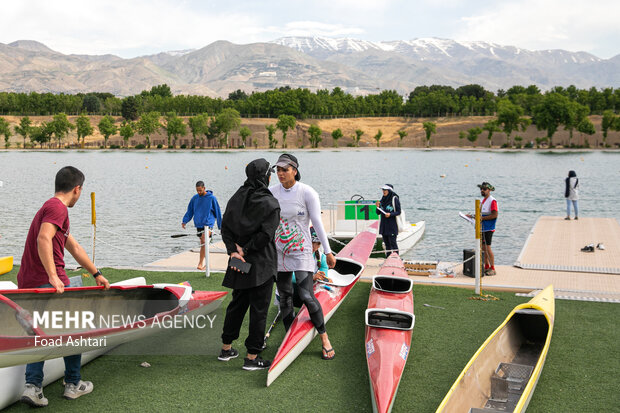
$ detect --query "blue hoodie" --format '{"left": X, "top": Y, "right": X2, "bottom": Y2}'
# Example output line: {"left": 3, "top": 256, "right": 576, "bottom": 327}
{"left": 182, "top": 190, "right": 222, "bottom": 229}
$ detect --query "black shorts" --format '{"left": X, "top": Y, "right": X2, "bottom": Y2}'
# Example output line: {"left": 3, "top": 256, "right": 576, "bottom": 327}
{"left": 482, "top": 231, "right": 494, "bottom": 246}
{"left": 196, "top": 227, "right": 205, "bottom": 238}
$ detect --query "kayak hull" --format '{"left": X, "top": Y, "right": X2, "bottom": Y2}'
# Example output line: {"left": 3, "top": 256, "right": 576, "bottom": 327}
{"left": 436, "top": 285, "right": 555, "bottom": 413}
{"left": 365, "top": 253, "right": 414, "bottom": 413}
{"left": 267, "top": 221, "right": 378, "bottom": 386}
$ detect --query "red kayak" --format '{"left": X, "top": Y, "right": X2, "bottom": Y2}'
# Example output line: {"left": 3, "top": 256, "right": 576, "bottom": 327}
{"left": 267, "top": 221, "right": 378, "bottom": 386}
{"left": 365, "top": 253, "right": 415, "bottom": 413}
{"left": 0, "top": 282, "right": 227, "bottom": 368}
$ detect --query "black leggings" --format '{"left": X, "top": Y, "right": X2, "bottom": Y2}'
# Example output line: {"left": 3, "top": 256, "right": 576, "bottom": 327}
{"left": 277, "top": 271, "right": 326, "bottom": 334}
{"left": 383, "top": 233, "right": 399, "bottom": 258}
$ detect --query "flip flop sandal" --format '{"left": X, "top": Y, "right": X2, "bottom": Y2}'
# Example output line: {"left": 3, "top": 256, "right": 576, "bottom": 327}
{"left": 322, "top": 347, "right": 335, "bottom": 360}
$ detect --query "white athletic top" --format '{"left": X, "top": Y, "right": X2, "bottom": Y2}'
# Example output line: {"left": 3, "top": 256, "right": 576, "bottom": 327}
{"left": 269, "top": 182, "right": 332, "bottom": 273}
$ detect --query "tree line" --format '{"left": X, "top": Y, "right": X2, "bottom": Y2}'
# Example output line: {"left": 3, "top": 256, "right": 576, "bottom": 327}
{"left": 0, "top": 83, "right": 619, "bottom": 119}
{"left": 1, "top": 84, "right": 620, "bottom": 150}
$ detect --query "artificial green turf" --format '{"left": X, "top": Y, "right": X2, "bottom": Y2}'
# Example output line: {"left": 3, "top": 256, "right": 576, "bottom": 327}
{"left": 2, "top": 267, "right": 619, "bottom": 412}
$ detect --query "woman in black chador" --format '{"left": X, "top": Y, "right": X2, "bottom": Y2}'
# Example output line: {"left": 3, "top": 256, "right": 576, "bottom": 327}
{"left": 375, "top": 184, "right": 401, "bottom": 258}
{"left": 218, "top": 158, "right": 280, "bottom": 371}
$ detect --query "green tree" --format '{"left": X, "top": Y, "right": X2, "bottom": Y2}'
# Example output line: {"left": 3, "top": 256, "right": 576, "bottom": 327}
{"left": 422, "top": 121, "right": 436, "bottom": 148}
{"left": 467, "top": 127, "right": 483, "bottom": 147}
{"left": 30, "top": 123, "right": 53, "bottom": 148}
{"left": 76, "top": 114, "right": 94, "bottom": 148}
{"left": 121, "top": 96, "right": 140, "bottom": 121}
{"left": 97, "top": 115, "right": 118, "bottom": 149}
{"left": 149, "top": 84, "right": 172, "bottom": 98}
{"left": 353, "top": 129, "right": 364, "bottom": 147}
{"left": 276, "top": 115, "right": 296, "bottom": 149}
{"left": 373, "top": 129, "right": 383, "bottom": 147}
{"left": 215, "top": 108, "right": 241, "bottom": 148}
{"left": 188, "top": 114, "right": 209, "bottom": 148}
{"left": 164, "top": 112, "right": 187, "bottom": 148}
{"left": 239, "top": 126, "right": 251, "bottom": 148}
{"left": 136, "top": 112, "right": 161, "bottom": 149}
{"left": 601, "top": 110, "right": 616, "bottom": 146}
{"left": 331, "top": 128, "right": 343, "bottom": 148}
{"left": 564, "top": 101, "right": 589, "bottom": 147}
{"left": 0, "top": 117, "right": 11, "bottom": 148}
{"left": 497, "top": 99, "right": 525, "bottom": 147}
{"left": 205, "top": 117, "right": 221, "bottom": 148}
{"left": 119, "top": 120, "right": 135, "bottom": 148}
{"left": 458, "top": 130, "right": 466, "bottom": 147}
{"left": 482, "top": 119, "right": 500, "bottom": 148}
{"left": 397, "top": 129, "right": 408, "bottom": 147}
{"left": 576, "top": 118, "right": 596, "bottom": 147}
{"left": 266, "top": 124, "right": 277, "bottom": 149}
{"left": 82, "top": 94, "right": 101, "bottom": 113}
{"left": 532, "top": 93, "right": 571, "bottom": 147}
{"left": 14, "top": 116, "right": 32, "bottom": 149}
{"left": 308, "top": 124, "right": 322, "bottom": 148}
{"left": 514, "top": 136, "right": 523, "bottom": 148}
{"left": 48, "top": 113, "right": 75, "bottom": 148}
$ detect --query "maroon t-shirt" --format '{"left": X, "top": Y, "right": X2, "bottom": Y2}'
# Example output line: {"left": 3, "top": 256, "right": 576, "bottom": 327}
{"left": 17, "top": 197, "right": 71, "bottom": 288}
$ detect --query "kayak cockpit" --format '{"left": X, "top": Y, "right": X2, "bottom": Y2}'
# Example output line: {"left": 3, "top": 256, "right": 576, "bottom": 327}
{"left": 317, "top": 257, "right": 364, "bottom": 287}
{"left": 372, "top": 275, "right": 413, "bottom": 294}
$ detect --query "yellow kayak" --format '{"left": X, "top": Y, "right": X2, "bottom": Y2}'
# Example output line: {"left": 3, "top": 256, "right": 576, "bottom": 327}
{"left": 436, "top": 285, "right": 555, "bottom": 413}
{"left": 0, "top": 256, "right": 13, "bottom": 276}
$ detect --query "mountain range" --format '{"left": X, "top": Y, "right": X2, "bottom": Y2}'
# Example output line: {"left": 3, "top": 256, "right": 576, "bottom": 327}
{"left": 1, "top": 37, "right": 618, "bottom": 97}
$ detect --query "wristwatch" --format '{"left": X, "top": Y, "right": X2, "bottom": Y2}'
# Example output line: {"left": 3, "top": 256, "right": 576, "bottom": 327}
{"left": 93, "top": 270, "right": 103, "bottom": 278}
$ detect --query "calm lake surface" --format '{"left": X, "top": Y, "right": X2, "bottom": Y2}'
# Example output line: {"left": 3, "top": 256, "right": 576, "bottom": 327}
{"left": 1, "top": 149, "right": 619, "bottom": 268}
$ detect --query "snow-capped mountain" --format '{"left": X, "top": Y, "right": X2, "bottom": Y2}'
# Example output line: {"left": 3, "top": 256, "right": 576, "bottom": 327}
{"left": 0, "top": 37, "right": 617, "bottom": 97}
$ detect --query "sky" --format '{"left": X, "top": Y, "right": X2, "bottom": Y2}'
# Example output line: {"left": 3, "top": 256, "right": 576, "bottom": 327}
{"left": 1, "top": 0, "right": 618, "bottom": 59}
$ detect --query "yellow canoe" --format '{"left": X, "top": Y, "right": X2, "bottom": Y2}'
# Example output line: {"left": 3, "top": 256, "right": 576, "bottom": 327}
{"left": 0, "top": 256, "right": 13, "bottom": 276}
{"left": 436, "top": 285, "right": 555, "bottom": 413}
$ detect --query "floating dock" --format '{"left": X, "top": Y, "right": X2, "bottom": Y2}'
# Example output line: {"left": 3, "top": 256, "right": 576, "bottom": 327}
{"left": 145, "top": 216, "right": 620, "bottom": 301}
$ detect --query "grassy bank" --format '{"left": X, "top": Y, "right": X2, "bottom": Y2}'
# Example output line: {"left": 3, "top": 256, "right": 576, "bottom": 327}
{"left": 2, "top": 267, "right": 618, "bottom": 412}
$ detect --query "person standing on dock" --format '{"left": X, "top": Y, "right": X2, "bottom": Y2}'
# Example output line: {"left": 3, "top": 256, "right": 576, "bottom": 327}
{"left": 17, "top": 166, "right": 110, "bottom": 407}
{"left": 565, "top": 170, "right": 579, "bottom": 220}
{"left": 376, "top": 184, "right": 401, "bottom": 258}
{"left": 182, "top": 181, "right": 222, "bottom": 270}
{"left": 219, "top": 159, "right": 280, "bottom": 370}
{"left": 478, "top": 182, "right": 499, "bottom": 276}
{"left": 270, "top": 153, "right": 337, "bottom": 360}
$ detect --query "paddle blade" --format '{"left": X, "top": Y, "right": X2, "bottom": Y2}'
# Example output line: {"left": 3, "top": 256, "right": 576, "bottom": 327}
{"left": 171, "top": 234, "right": 190, "bottom": 238}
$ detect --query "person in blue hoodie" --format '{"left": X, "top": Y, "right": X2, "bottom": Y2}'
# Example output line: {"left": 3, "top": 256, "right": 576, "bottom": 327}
{"left": 182, "top": 181, "right": 222, "bottom": 270}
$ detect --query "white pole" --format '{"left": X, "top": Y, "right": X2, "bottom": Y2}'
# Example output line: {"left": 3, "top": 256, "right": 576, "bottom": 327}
{"left": 205, "top": 229, "right": 210, "bottom": 278}
{"left": 474, "top": 199, "right": 481, "bottom": 295}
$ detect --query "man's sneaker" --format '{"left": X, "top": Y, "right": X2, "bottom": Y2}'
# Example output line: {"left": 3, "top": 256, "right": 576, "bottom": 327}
{"left": 218, "top": 347, "right": 239, "bottom": 361}
{"left": 21, "top": 384, "right": 48, "bottom": 407}
{"left": 63, "top": 380, "right": 93, "bottom": 400}
{"left": 243, "top": 356, "right": 271, "bottom": 370}
{"left": 485, "top": 269, "right": 496, "bottom": 276}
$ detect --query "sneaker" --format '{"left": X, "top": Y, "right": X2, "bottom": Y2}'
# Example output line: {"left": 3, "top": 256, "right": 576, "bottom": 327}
{"left": 218, "top": 347, "right": 239, "bottom": 361}
{"left": 485, "top": 269, "right": 496, "bottom": 276}
{"left": 21, "top": 384, "right": 48, "bottom": 407}
{"left": 63, "top": 380, "right": 93, "bottom": 400}
{"left": 574, "top": 217, "right": 578, "bottom": 220}
{"left": 597, "top": 243, "right": 606, "bottom": 250}
{"left": 564, "top": 216, "right": 570, "bottom": 220}
{"left": 581, "top": 244, "right": 595, "bottom": 252}
{"left": 243, "top": 356, "right": 271, "bottom": 370}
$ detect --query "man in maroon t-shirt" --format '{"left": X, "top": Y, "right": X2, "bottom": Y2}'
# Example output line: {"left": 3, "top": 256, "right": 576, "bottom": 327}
{"left": 18, "top": 166, "right": 110, "bottom": 407}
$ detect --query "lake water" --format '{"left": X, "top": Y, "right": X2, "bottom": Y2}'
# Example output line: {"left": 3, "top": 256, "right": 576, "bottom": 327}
{"left": 1, "top": 149, "right": 619, "bottom": 268}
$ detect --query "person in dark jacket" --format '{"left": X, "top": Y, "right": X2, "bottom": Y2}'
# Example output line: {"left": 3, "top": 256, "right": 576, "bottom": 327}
{"left": 218, "top": 158, "right": 280, "bottom": 371}
{"left": 375, "top": 184, "right": 401, "bottom": 258}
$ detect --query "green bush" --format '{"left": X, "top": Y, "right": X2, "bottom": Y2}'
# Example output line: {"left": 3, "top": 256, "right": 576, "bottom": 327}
{"left": 157, "top": 144, "right": 163, "bottom": 149}
{"left": 135, "top": 144, "right": 146, "bottom": 149}
{"left": 180, "top": 144, "right": 187, "bottom": 149}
